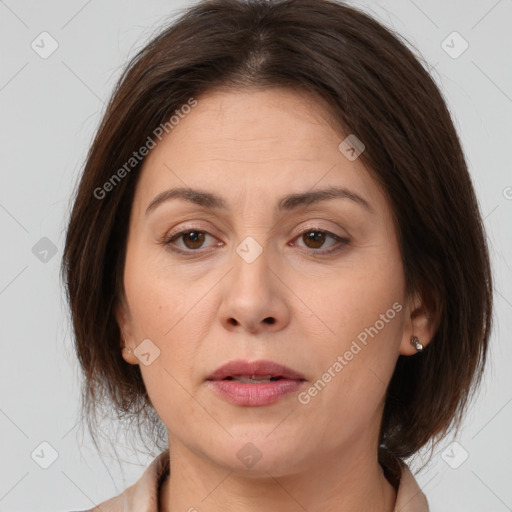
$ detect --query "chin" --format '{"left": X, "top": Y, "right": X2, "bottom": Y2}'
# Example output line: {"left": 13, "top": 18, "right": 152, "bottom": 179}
{"left": 203, "top": 434, "right": 308, "bottom": 476}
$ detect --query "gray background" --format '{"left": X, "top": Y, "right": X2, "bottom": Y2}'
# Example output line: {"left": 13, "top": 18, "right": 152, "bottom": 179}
{"left": 0, "top": 0, "right": 511, "bottom": 511}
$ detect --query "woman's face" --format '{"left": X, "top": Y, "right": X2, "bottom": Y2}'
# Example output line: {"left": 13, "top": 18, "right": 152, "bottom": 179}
{"left": 117, "top": 88, "right": 424, "bottom": 476}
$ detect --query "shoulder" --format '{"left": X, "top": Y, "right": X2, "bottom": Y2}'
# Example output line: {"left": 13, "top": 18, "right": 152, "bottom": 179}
{"left": 70, "top": 450, "right": 170, "bottom": 512}
{"left": 395, "top": 460, "right": 430, "bottom": 512}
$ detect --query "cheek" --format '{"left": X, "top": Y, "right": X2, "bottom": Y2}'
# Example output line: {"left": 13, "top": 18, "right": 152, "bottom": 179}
{"left": 304, "top": 252, "right": 405, "bottom": 409}
{"left": 309, "top": 257, "right": 405, "bottom": 343}
{"left": 123, "top": 249, "right": 218, "bottom": 396}
{"left": 131, "top": 296, "right": 210, "bottom": 434}
{"left": 124, "top": 243, "right": 200, "bottom": 336}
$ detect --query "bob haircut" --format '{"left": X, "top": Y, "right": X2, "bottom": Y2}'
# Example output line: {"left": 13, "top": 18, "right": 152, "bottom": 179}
{"left": 61, "top": 0, "right": 493, "bottom": 484}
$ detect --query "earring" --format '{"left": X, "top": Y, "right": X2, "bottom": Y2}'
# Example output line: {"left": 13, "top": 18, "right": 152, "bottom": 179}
{"left": 410, "top": 335, "right": 423, "bottom": 352}
{"left": 122, "top": 341, "right": 132, "bottom": 355}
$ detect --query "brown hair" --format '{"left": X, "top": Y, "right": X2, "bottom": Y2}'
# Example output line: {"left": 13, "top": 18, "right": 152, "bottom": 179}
{"left": 61, "top": 0, "right": 493, "bottom": 481}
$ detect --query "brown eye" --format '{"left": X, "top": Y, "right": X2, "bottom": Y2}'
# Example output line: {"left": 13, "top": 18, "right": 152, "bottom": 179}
{"left": 293, "top": 228, "right": 349, "bottom": 256}
{"left": 163, "top": 228, "right": 224, "bottom": 255}
{"left": 302, "top": 230, "right": 326, "bottom": 249}
{"left": 163, "top": 227, "right": 348, "bottom": 257}
{"left": 178, "top": 231, "right": 206, "bottom": 249}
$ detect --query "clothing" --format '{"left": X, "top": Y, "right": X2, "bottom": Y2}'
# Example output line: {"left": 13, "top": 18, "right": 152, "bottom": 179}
{"left": 77, "top": 449, "right": 429, "bottom": 512}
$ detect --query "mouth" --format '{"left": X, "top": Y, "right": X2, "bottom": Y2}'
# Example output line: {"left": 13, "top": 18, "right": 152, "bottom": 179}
{"left": 222, "top": 375, "right": 285, "bottom": 383}
{"left": 206, "top": 359, "right": 306, "bottom": 383}
{"left": 205, "top": 359, "right": 306, "bottom": 407}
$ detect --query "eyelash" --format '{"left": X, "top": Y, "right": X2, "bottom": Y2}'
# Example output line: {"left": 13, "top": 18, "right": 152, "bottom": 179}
{"left": 160, "top": 226, "right": 350, "bottom": 257}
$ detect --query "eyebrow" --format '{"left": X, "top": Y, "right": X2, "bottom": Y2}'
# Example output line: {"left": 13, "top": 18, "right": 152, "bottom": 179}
{"left": 145, "top": 185, "right": 374, "bottom": 216}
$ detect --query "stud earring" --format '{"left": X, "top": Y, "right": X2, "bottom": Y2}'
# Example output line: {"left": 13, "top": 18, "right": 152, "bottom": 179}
{"left": 410, "top": 335, "right": 423, "bottom": 352}
{"left": 122, "top": 339, "right": 132, "bottom": 355}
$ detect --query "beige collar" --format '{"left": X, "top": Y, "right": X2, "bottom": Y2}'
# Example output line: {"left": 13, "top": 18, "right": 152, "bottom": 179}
{"left": 88, "top": 450, "right": 429, "bottom": 512}
{"left": 394, "top": 461, "right": 430, "bottom": 511}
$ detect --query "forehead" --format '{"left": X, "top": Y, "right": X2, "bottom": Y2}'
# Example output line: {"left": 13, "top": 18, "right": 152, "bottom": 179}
{"left": 131, "top": 88, "right": 386, "bottom": 216}
{"left": 153, "top": 88, "right": 342, "bottom": 159}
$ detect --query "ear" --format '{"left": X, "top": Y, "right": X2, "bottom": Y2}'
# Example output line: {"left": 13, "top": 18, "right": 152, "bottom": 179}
{"left": 399, "top": 290, "right": 438, "bottom": 356}
{"left": 114, "top": 296, "right": 139, "bottom": 365}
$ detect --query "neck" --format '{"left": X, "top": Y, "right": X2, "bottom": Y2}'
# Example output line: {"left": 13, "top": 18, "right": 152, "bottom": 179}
{"left": 159, "top": 440, "right": 397, "bottom": 512}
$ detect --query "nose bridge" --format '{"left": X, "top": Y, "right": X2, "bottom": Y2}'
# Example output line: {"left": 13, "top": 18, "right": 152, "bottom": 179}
{"left": 218, "top": 233, "right": 289, "bottom": 333}
{"left": 231, "top": 234, "right": 272, "bottom": 301}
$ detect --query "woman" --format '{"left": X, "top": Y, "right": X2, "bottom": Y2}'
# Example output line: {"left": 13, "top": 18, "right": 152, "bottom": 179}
{"left": 61, "top": 0, "right": 493, "bottom": 510}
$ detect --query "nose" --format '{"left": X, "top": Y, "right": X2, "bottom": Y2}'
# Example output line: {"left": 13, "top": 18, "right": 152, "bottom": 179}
{"left": 218, "top": 242, "right": 291, "bottom": 334}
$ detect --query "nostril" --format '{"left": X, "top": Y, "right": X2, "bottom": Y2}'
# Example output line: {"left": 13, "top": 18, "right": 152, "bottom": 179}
{"left": 264, "top": 317, "right": 275, "bottom": 325}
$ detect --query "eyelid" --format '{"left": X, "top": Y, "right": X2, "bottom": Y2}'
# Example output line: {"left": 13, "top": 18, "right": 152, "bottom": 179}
{"left": 289, "top": 226, "right": 349, "bottom": 256}
{"left": 162, "top": 224, "right": 222, "bottom": 253}
{"left": 164, "top": 219, "right": 347, "bottom": 240}
{"left": 163, "top": 220, "right": 218, "bottom": 238}
{"left": 161, "top": 222, "right": 350, "bottom": 258}
{"left": 292, "top": 221, "right": 348, "bottom": 239}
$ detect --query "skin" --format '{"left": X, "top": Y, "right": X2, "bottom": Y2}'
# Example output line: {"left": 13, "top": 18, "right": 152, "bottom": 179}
{"left": 115, "top": 87, "right": 435, "bottom": 512}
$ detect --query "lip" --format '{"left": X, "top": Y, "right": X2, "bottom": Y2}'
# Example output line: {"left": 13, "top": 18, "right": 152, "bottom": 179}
{"left": 206, "top": 359, "right": 306, "bottom": 381}
{"left": 205, "top": 359, "right": 306, "bottom": 407}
